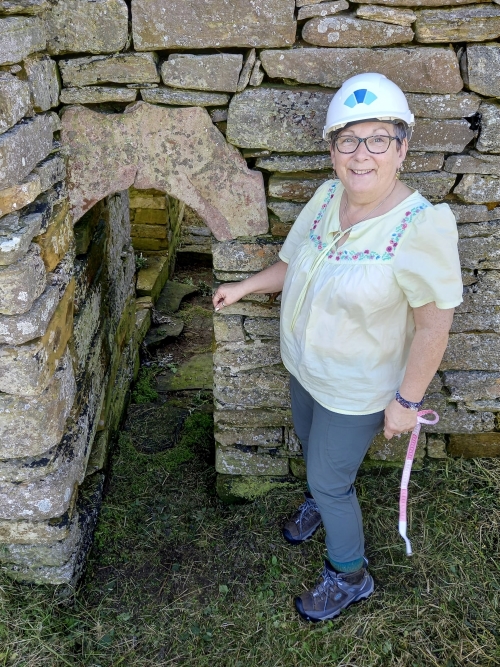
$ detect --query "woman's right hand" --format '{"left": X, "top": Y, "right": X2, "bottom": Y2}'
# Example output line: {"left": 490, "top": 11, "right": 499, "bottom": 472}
{"left": 212, "top": 282, "right": 246, "bottom": 311}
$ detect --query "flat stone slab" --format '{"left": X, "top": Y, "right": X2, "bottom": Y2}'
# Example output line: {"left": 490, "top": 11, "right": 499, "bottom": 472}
{"left": 60, "top": 87, "right": 138, "bottom": 104}
{"left": 156, "top": 352, "right": 213, "bottom": 391}
{"left": 236, "top": 49, "right": 256, "bottom": 93}
{"left": 0, "top": 0, "right": 51, "bottom": 13}
{"left": 445, "top": 152, "right": 500, "bottom": 177}
{"left": 356, "top": 0, "right": 485, "bottom": 5}
{"left": 259, "top": 48, "right": 463, "bottom": 94}
{"left": 141, "top": 87, "right": 230, "bottom": 107}
{"left": 136, "top": 255, "right": 169, "bottom": 301}
{"left": 22, "top": 53, "right": 60, "bottom": 113}
{"left": 0, "top": 16, "right": 45, "bottom": 66}
{"left": 406, "top": 93, "right": 481, "bottom": 119}
{"left": 213, "top": 240, "right": 281, "bottom": 272}
{"left": 0, "top": 243, "right": 45, "bottom": 315}
{"left": 477, "top": 102, "right": 500, "bottom": 154}
{"left": 45, "top": 0, "right": 128, "bottom": 55}
{"left": 268, "top": 173, "right": 330, "bottom": 202}
{"left": 465, "top": 44, "right": 500, "bottom": 98}
{"left": 0, "top": 209, "right": 42, "bottom": 267}
{"left": 450, "top": 203, "right": 500, "bottom": 223}
{"left": 256, "top": 153, "right": 332, "bottom": 172}
{"left": 132, "top": 0, "right": 297, "bottom": 50}
{"left": 267, "top": 199, "right": 305, "bottom": 223}
{"left": 0, "top": 72, "right": 30, "bottom": 135}
{"left": 454, "top": 174, "right": 500, "bottom": 205}
{"left": 298, "top": 0, "right": 348, "bottom": 20}
{"left": 58, "top": 52, "right": 160, "bottom": 87}
{"left": 449, "top": 433, "right": 500, "bottom": 458}
{"left": 402, "top": 153, "right": 444, "bottom": 173}
{"left": 161, "top": 54, "right": 243, "bottom": 93}
{"left": 0, "top": 112, "right": 56, "bottom": 189}
{"left": 61, "top": 102, "right": 268, "bottom": 240}
{"left": 415, "top": 5, "right": 500, "bottom": 43}
{"left": 411, "top": 119, "right": 475, "bottom": 153}
{"left": 144, "top": 317, "right": 184, "bottom": 347}
{"left": 155, "top": 280, "right": 198, "bottom": 314}
{"left": 216, "top": 446, "right": 289, "bottom": 476}
{"left": 400, "top": 171, "right": 456, "bottom": 199}
{"left": 0, "top": 173, "right": 41, "bottom": 217}
{"left": 355, "top": 5, "right": 416, "bottom": 26}
{"left": 302, "top": 14, "right": 414, "bottom": 47}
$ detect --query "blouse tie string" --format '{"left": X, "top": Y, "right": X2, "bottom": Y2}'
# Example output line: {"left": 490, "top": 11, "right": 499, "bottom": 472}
{"left": 399, "top": 409, "right": 439, "bottom": 556}
{"left": 290, "top": 228, "right": 347, "bottom": 331}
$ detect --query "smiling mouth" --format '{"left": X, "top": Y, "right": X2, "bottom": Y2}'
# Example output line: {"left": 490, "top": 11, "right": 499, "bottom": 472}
{"left": 350, "top": 168, "right": 373, "bottom": 175}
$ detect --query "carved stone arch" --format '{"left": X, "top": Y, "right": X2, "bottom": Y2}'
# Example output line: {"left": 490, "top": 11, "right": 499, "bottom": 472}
{"left": 61, "top": 101, "right": 268, "bottom": 241}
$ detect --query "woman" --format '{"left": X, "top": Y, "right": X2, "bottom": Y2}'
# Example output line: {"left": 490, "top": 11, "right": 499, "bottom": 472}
{"left": 212, "top": 73, "right": 463, "bottom": 622}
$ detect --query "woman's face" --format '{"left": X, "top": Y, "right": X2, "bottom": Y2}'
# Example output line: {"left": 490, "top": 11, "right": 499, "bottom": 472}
{"left": 330, "top": 120, "right": 408, "bottom": 200}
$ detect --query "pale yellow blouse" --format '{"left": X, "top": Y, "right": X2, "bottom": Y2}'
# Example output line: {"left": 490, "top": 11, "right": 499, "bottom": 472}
{"left": 279, "top": 179, "right": 463, "bottom": 415}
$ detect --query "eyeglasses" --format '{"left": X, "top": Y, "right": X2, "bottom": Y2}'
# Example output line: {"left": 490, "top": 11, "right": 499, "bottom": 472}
{"left": 335, "top": 135, "right": 401, "bottom": 154}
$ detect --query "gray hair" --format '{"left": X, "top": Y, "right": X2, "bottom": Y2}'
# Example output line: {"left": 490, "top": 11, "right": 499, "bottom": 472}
{"left": 329, "top": 120, "right": 408, "bottom": 149}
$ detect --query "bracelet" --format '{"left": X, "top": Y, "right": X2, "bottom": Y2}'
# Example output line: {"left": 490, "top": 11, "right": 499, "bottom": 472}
{"left": 395, "top": 391, "right": 423, "bottom": 411}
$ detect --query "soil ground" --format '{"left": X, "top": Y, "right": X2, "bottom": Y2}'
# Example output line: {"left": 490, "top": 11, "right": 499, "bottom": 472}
{"left": 0, "top": 261, "right": 499, "bottom": 666}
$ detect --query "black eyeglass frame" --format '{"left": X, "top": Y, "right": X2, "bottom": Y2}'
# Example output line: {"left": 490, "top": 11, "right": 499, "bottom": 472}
{"left": 334, "top": 135, "right": 402, "bottom": 155}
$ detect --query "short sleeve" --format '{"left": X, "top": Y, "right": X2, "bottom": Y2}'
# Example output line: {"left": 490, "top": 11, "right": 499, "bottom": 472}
{"left": 393, "top": 203, "right": 463, "bottom": 309}
{"left": 279, "top": 180, "right": 337, "bottom": 264}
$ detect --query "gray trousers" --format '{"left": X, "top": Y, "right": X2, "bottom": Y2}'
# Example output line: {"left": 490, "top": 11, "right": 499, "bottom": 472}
{"left": 290, "top": 375, "right": 385, "bottom": 566}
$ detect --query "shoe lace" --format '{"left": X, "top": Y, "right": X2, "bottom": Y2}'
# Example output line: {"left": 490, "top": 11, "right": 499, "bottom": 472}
{"left": 312, "top": 566, "right": 340, "bottom": 611}
{"left": 294, "top": 497, "right": 319, "bottom": 532}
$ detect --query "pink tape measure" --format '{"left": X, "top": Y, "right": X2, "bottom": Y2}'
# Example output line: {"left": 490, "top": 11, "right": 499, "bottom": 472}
{"left": 399, "top": 409, "right": 439, "bottom": 556}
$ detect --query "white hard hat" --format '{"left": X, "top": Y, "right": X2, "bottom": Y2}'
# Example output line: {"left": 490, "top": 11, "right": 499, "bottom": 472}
{"left": 323, "top": 73, "right": 414, "bottom": 141}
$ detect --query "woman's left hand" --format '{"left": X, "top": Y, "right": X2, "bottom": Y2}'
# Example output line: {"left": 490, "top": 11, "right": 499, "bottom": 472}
{"left": 384, "top": 399, "right": 418, "bottom": 439}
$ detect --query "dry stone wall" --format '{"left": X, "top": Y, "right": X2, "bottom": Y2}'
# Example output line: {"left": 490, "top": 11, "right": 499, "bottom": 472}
{"left": 1, "top": 0, "right": 500, "bottom": 582}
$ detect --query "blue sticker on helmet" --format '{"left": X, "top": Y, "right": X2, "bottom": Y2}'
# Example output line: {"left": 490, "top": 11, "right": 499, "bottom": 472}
{"left": 344, "top": 89, "right": 378, "bottom": 108}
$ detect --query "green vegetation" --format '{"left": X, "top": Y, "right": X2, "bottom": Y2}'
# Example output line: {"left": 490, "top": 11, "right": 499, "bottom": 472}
{"left": 0, "top": 410, "right": 499, "bottom": 665}
{"left": 131, "top": 366, "right": 159, "bottom": 404}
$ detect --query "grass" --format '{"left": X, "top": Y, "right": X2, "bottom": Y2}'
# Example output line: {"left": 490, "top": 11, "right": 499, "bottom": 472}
{"left": 0, "top": 407, "right": 499, "bottom": 666}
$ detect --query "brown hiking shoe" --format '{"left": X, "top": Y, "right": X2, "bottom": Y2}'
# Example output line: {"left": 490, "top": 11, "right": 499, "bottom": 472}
{"left": 282, "top": 493, "right": 322, "bottom": 545}
{"left": 295, "top": 560, "right": 374, "bottom": 622}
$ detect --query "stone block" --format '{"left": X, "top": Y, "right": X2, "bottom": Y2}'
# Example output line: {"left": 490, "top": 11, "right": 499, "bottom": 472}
{"left": 131, "top": 223, "right": 168, "bottom": 240}
{"left": 0, "top": 282, "right": 73, "bottom": 395}
{"left": 215, "top": 407, "right": 292, "bottom": 429}
{"left": 465, "top": 44, "right": 500, "bottom": 97}
{"left": 402, "top": 153, "right": 444, "bottom": 173}
{"left": 257, "top": 154, "right": 332, "bottom": 173}
{"left": 0, "top": 172, "right": 41, "bottom": 217}
{"left": 0, "top": 112, "right": 56, "bottom": 189}
{"left": 216, "top": 427, "right": 283, "bottom": 448}
{"left": 213, "top": 240, "right": 281, "bottom": 272}
{"left": 406, "top": 93, "right": 480, "bottom": 119}
{"left": 423, "top": 393, "right": 494, "bottom": 433}
{"left": 298, "top": 0, "right": 348, "bottom": 20}
{"left": 0, "top": 242, "right": 45, "bottom": 315}
{"left": 355, "top": 5, "right": 416, "bottom": 26}
{"left": 415, "top": 6, "right": 500, "bottom": 44}
{"left": 20, "top": 54, "right": 59, "bottom": 112}
{"left": 0, "top": 513, "right": 72, "bottom": 545}
{"left": 58, "top": 52, "right": 160, "bottom": 87}
{"left": 0, "top": 72, "right": 30, "bottom": 135}
{"left": 214, "top": 369, "right": 290, "bottom": 409}
{"left": 132, "top": 0, "right": 297, "bottom": 50}
{"left": 259, "top": 48, "right": 463, "bottom": 94}
{"left": 236, "top": 49, "right": 256, "bottom": 93}
{"left": 0, "top": 263, "right": 70, "bottom": 345}
{"left": 244, "top": 317, "right": 280, "bottom": 339}
{"left": 136, "top": 255, "right": 169, "bottom": 300}
{"left": 213, "top": 314, "right": 245, "bottom": 343}
{"left": 161, "top": 54, "right": 243, "bottom": 93}
{"left": 129, "top": 188, "right": 165, "bottom": 210}
{"left": 450, "top": 203, "right": 500, "bottom": 223}
{"left": 33, "top": 153, "right": 66, "bottom": 192}
{"left": 60, "top": 87, "right": 137, "bottom": 105}
{"left": 217, "top": 301, "right": 281, "bottom": 319}
{"left": 445, "top": 153, "right": 500, "bottom": 177}
{"left": 367, "top": 430, "right": 425, "bottom": 465}
{"left": 443, "top": 371, "right": 500, "bottom": 405}
{"left": 400, "top": 171, "right": 456, "bottom": 199}
{"left": 411, "top": 119, "right": 475, "bottom": 153}
{"left": 62, "top": 102, "right": 268, "bottom": 241}
{"left": 267, "top": 199, "right": 305, "bottom": 223}
{"left": 216, "top": 446, "right": 289, "bottom": 476}
{"left": 459, "top": 236, "right": 500, "bottom": 270}
{"left": 0, "top": 16, "right": 45, "bottom": 66}
{"left": 441, "top": 334, "right": 500, "bottom": 371}
{"left": 268, "top": 172, "right": 330, "bottom": 202}
{"left": 141, "top": 87, "right": 229, "bottom": 107}
{"left": 214, "top": 341, "right": 282, "bottom": 373}
{"left": 356, "top": 0, "right": 485, "bottom": 5}
{"left": 45, "top": 0, "right": 128, "bottom": 56}
{"left": 0, "top": 0, "right": 51, "bottom": 13}
{"left": 454, "top": 174, "right": 500, "bottom": 205}
{"left": 477, "top": 102, "right": 500, "bottom": 154}
{"left": 33, "top": 199, "right": 73, "bottom": 272}
{"left": 448, "top": 433, "right": 500, "bottom": 458}
{"left": 302, "top": 14, "right": 414, "bottom": 47}
{"left": 0, "top": 349, "right": 75, "bottom": 459}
